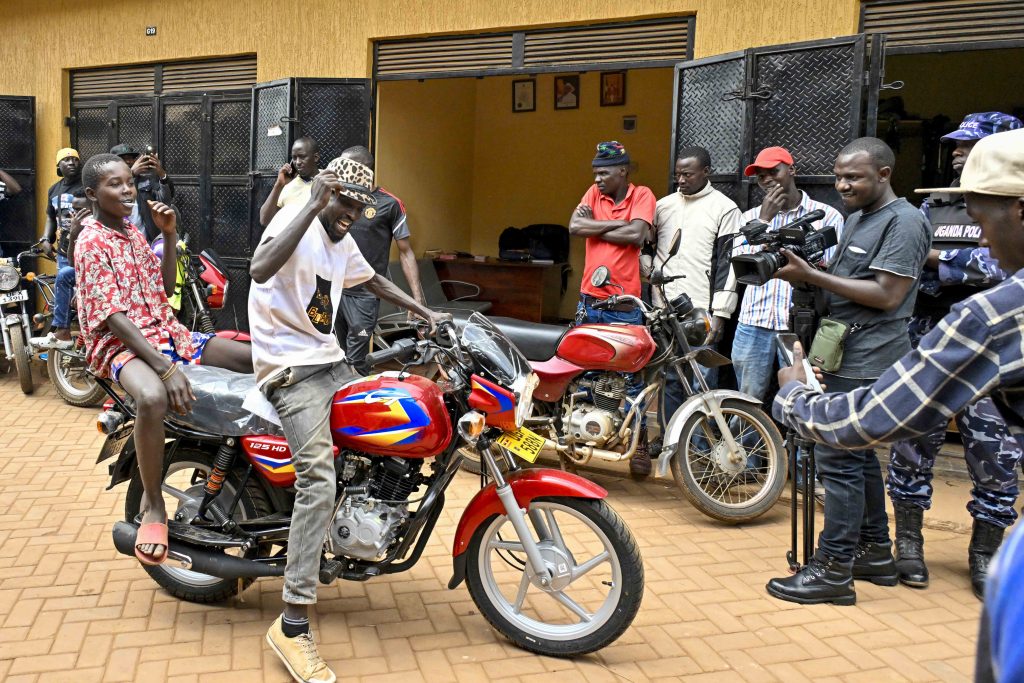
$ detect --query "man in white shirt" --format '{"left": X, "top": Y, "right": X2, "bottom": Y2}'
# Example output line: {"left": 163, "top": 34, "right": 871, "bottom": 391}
{"left": 732, "top": 146, "right": 844, "bottom": 402}
{"left": 249, "top": 156, "right": 446, "bottom": 683}
{"left": 654, "top": 146, "right": 741, "bottom": 423}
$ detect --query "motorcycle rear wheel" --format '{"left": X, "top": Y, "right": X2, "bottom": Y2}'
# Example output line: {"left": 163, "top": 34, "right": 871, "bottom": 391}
{"left": 125, "top": 445, "right": 273, "bottom": 603}
{"left": 670, "top": 399, "right": 786, "bottom": 524}
{"left": 465, "top": 497, "right": 643, "bottom": 657}
{"left": 48, "top": 345, "right": 105, "bottom": 407}
{"left": 9, "top": 323, "right": 33, "bottom": 394}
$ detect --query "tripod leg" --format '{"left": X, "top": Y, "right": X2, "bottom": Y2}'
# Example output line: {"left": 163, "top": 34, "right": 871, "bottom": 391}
{"left": 807, "top": 445, "right": 816, "bottom": 565}
{"left": 787, "top": 434, "right": 799, "bottom": 572}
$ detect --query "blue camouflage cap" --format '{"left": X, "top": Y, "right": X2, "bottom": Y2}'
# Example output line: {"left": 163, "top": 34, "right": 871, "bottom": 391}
{"left": 941, "top": 112, "right": 1023, "bottom": 142}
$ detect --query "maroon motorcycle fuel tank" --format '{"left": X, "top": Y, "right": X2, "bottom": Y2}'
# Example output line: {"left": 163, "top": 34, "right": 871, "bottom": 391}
{"left": 330, "top": 372, "right": 453, "bottom": 458}
{"left": 556, "top": 324, "right": 656, "bottom": 372}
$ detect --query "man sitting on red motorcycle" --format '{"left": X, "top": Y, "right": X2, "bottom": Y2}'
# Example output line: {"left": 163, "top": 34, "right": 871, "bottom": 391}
{"left": 568, "top": 141, "right": 656, "bottom": 477}
{"left": 74, "top": 154, "right": 253, "bottom": 567}
{"left": 248, "top": 156, "right": 448, "bottom": 683}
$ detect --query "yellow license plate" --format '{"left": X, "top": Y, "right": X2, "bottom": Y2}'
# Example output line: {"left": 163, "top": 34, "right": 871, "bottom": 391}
{"left": 495, "top": 426, "right": 545, "bottom": 463}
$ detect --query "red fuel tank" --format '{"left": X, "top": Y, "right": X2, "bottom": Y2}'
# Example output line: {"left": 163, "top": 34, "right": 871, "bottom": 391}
{"left": 331, "top": 372, "right": 453, "bottom": 458}
{"left": 556, "top": 324, "right": 656, "bottom": 372}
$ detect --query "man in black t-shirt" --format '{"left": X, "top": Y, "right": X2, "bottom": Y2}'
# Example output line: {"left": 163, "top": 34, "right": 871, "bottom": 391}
{"left": 766, "top": 137, "right": 932, "bottom": 606}
{"left": 336, "top": 146, "right": 424, "bottom": 373}
{"left": 42, "top": 148, "right": 84, "bottom": 347}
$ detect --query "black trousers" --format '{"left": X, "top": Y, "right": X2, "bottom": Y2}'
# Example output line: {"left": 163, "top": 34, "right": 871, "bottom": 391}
{"left": 335, "top": 294, "right": 380, "bottom": 375}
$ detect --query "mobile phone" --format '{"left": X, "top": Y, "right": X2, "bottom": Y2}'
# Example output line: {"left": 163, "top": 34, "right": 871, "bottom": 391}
{"left": 775, "top": 333, "right": 823, "bottom": 392}
{"left": 145, "top": 144, "right": 156, "bottom": 156}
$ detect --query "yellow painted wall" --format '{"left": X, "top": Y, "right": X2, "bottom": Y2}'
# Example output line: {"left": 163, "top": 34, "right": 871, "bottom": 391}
{"left": 0, "top": 0, "right": 860, "bottom": 240}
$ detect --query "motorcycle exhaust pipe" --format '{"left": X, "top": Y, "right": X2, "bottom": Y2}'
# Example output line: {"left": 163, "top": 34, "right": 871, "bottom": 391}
{"left": 111, "top": 521, "right": 283, "bottom": 579}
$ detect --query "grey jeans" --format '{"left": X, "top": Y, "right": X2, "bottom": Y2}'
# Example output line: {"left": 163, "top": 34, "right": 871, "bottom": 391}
{"left": 264, "top": 360, "right": 357, "bottom": 605}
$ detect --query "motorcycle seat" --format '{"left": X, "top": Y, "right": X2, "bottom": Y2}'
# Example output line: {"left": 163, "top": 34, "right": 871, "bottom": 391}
{"left": 167, "top": 365, "right": 281, "bottom": 437}
{"left": 453, "top": 312, "right": 566, "bottom": 361}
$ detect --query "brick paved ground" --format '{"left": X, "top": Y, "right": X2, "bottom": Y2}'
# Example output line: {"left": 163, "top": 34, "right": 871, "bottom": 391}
{"left": 0, "top": 366, "right": 990, "bottom": 682}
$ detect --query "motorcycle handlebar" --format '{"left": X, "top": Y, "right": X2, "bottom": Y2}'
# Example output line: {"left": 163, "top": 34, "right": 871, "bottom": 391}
{"left": 365, "top": 338, "right": 420, "bottom": 368}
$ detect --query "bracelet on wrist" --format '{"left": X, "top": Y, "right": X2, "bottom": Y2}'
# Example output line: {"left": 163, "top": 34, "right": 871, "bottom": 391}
{"left": 159, "top": 363, "right": 178, "bottom": 381}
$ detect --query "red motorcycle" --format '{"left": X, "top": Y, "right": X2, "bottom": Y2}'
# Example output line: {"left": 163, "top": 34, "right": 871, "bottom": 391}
{"left": 460, "top": 232, "right": 786, "bottom": 524}
{"left": 98, "top": 316, "right": 643, "bottom": 656}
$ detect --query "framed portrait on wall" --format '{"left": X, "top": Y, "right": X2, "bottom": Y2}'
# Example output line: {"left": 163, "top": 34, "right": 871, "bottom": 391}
{"left": 601, "top": 71, "right": 626, "bottom": 107}
{"left": 512, "top": 79, "right": 535, "bottom": 113}
{"left": 554, "top": 75, "right": 580, "bottom": 110}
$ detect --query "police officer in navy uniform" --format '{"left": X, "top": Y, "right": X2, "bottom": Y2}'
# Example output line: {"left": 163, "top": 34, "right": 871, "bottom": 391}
{"left": 887, "top": 112, "right": 1024, "bottom": 599}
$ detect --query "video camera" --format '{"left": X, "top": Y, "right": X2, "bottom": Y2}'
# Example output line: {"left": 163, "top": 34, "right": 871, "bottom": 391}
{"left": 730, "top": 209, "right": 837, "bottom": 286}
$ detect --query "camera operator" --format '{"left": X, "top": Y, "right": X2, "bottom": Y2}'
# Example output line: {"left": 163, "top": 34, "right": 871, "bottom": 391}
{"left": 760, "top": 130, "right": 1024, "bottom": 673}
{"left": 765, "top": 137, "right": 931, "bottom": 606}
{"left": 111, "top": 144, "right": 175, "bottom": 244}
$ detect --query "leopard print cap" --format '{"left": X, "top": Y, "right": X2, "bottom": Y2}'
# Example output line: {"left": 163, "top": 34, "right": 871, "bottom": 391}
{"left": 325, "top": 156, "right": 376, "bottom": 206}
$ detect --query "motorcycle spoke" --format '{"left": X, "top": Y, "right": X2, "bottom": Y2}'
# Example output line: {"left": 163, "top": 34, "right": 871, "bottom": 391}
{"left": 512, "top": 571, "right": 531, "bottom": 615}
{"left": 571, "top": 550, "right": 610, "bottom": 581}
{"left": 528, "top": 508, "right": 551, "bottom": 542}
{"left": 488, "top": 539, "right": 526, "bottom": 553}
{"left": 551, "top": 590, "right": 592, "bottom": 622}
{"left": 543, "top": 509, "right": 568, "bottom": 554}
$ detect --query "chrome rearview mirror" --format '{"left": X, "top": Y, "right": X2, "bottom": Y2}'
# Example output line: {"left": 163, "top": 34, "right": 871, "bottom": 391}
{"left": 590, "top": 265, "right": 611, "bottom": 288}
{"left": 668, "top": 230, "right": 681, "bottom": 258}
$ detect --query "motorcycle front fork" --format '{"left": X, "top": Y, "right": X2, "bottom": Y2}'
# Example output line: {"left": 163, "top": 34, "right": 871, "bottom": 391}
{"left": 478, "top": 441, "right": 554, "bottom": 585}
{"left": 673, "top": 359, "right": 744, "bottom": 465}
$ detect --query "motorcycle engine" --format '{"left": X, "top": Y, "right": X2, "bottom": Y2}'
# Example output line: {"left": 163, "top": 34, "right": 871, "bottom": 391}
{"left": 329, "top": 456, "right": 422, "bottom": 561}
{"left": 566, "top": 375, "right": 626, "bottom": 447}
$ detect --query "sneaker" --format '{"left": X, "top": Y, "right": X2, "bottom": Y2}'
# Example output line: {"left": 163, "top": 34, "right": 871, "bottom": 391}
{"left": 266, "top": 616, "right": 336, "bottom": 683}
{"left": 40, "top": 332, "right": 73, "bottom": 350}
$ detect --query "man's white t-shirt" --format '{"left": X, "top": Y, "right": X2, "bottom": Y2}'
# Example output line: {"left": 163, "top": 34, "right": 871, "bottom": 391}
{"left": 248, "top": 203, "right": 375, "bottom": 387}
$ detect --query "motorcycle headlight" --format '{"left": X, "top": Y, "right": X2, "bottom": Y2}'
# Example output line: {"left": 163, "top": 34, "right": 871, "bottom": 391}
{"left": 0, "top": 265, "right": 20, "bottom": 292}
{"left": 513, "top": 373, "right": 539, "bottom": 429}
{"left": 682, "top": 308, "right": 712, "bottom": 346}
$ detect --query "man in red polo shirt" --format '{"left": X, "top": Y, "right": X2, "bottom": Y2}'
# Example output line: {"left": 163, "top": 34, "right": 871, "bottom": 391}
{"left": 569, "top": 140, "right": 656, "bottom": 475}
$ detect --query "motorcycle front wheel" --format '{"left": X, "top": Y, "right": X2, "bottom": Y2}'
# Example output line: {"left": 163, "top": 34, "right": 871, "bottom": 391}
{"left": 670, "top": 399, "right": 786, "bottom": 524}
{"left": 465, "top": 497, "right": 643, "bottom": 657}
{"left": 48, "top": 345, "right": 105, "bottom": 407}
{"left": 125, "top": 445, "right": 273, "bottom": 603}
{"left": 9, "top": 322, "right": 33, "bottom": 394}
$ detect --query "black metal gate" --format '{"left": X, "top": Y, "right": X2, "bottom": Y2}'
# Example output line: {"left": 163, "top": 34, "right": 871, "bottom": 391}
{"left": 0, "top": 96, "right": 36, "bottom": 256}
{"left": 672, "top": 34, "right": 885, "bottom": 212}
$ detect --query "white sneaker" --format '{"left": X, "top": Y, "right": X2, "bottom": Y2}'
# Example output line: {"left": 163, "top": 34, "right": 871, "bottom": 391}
{"left": 266, "top": 616, "right": 336, "bottom": 683}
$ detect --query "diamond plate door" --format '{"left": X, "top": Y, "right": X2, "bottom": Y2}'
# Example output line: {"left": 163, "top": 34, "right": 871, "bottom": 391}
{"left": 749, "top": 35, "right": 868, "bottom": 214}
{"left": 116, "top": 101, "right": 156, "bottom": 152}
{"left": 294, "top": 79, "right": 371, "bottom": 164}
{"left": 73, "top": 105, "right": 112, "bottom": 162}
{"left": 0, "top": 96, "right": 35, "bottom": 252}
{"left": 251, "top": 80, "right": 292, "bottom": 173}
{"left": 671, "top": 53, "right": 746, "bottom": 205}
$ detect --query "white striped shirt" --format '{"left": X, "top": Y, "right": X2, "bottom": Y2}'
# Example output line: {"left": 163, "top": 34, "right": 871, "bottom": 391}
{"left": 735, "top": 192, "right": 845, "bottom": 330}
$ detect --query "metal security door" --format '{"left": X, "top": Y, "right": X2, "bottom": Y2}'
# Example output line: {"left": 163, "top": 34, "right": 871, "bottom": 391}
{"left": 294, "top": 79, "right": 372, "bottom": 164}
{"left": 672, "top": 35, "right": 882, "bottom": 212}
{"left": 72, "top": 99, "right": 158, "bottom": 160}
{"left": 669, "top": 51, "right": 746, "bottom": 204}
{"left": 160, "top": 93, "right": 252, "bottom": 328}
{"left": 0, "top": 96, "right": 35, "bottom": 255}
{"left": 250, "top": 79, "right": 294, "bottom": 233}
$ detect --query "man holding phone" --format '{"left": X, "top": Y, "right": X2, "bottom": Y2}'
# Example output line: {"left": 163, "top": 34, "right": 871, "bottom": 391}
{"left": 260, "top": 137, "right": 320, "bottom": 227}
{"left": 770, "top": 128, "right": 1024, "bottom": 609}
{"left": 111, "top": 144, "right": 176, "bottom": 243}
{"left": 765, "top": 137, "right": 931, "bottom": 606}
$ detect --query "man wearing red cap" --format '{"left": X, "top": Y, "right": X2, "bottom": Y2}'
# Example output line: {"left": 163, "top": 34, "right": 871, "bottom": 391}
{"left": 733, "top": 147, "right": 843, "bottom": 402}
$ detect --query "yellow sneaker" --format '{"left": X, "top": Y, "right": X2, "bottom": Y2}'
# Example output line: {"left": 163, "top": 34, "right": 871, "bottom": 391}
{"left": 265, "top": 615, "right": 337, "bottom": 683}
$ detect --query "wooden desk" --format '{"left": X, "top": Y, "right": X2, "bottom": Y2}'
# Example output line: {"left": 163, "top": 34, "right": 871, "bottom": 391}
{"left": 433, "top": 258, "right": 566, "bottom": 322}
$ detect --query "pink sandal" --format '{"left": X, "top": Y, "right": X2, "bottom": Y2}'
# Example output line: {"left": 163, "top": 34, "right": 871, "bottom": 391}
{"left": 134, "top": 520, "right": 169, "bottom": 566}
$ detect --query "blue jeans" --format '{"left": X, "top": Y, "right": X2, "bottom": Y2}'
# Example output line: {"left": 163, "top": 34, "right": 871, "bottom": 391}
{"left": 575, "top": 299, "right": 646, "bottom": 427}
{"left": 814, "top": 373, "right": 891, "bottom": 561}
{"left": 53, "top": 254, "right": 76, "bottom": 329}
{"left": 732, "top": 323, "right": 787, "bottom": 402}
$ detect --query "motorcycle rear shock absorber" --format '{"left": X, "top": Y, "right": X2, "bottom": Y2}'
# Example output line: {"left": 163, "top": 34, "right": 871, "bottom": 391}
{"left": 195, "top": 440, "right": 237, "bottom": 526}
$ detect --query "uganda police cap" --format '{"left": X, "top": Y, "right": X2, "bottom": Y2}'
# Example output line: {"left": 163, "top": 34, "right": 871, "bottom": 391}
{"left": 941, "top": 112, "right": 1023, "bottom": 143}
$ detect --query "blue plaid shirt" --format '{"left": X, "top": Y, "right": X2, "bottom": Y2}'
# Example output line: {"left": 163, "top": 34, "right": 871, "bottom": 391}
{"left": 736, "top": 192, "right": 845, "bottom": 330}
{"left": 773, "top": 269, "right": 1024, "bottom": 455}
